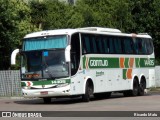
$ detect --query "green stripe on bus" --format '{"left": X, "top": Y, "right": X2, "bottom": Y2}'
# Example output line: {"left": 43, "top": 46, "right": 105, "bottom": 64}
{"left": 135, "top": 58, "right": 140, "bottom": 68}
{"left": 21, "top": 79, "right": 71, "bottom": 87}
{"left": 123, "top": 69, "right": 127, "bottom": 79}
{"left": 83, "top": 57, "right": 155, "bottom": 69}
{"left": 83, "top": 56, "right": 86, "bottom": 69}
{"left": 124, "top": 58, "right": 129, "bottom": 68}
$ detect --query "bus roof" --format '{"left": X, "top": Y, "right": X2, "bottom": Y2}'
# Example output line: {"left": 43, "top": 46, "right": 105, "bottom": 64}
{"left": 24, "top": 27, "right": 152, "bottom": 39}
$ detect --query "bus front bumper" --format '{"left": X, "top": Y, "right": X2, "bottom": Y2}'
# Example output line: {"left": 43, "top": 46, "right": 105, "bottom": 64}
{"left": 22, "top": 85, "right": 71, "bottom": 98}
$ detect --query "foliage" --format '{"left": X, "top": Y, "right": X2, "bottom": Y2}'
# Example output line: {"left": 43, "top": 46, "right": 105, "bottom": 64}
{"left": 130, "top": 0, "right": 160, "bottom": 61}
{"left": 0, "top": 0, "right": 35, "bottom": 69}
{"left": 29, "top": 0, "right": 47, "bottom": 29}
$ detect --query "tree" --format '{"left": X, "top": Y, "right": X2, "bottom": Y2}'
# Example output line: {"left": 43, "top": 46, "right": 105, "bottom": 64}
{"left": 67, "top": 0, "right": 95, "bottom": 28}
{"left": 30, "top": 0, "right": 47, "bottom": 30}
{"left": 68, "top": 0, "right": 133, "bottom": 31}
{"left": 0, "top": 0, "right": 36, "bottom": 69}
{"left": 42, "top": 0, "right": 71, "bottom": 29}
{"left": 130, "top": 0, "right": 160, "bottom": 63}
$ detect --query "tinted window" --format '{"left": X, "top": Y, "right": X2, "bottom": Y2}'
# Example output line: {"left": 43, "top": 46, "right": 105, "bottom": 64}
{"left": 81, "top": 33, "right": 153, "bottom": 55}
{"left": 96, "top": 36, "right": 104, "bottom": 53}
{"left": 82, "top": 34, "right": 95, "bottom": 54}
{"left": 84, "top": 36, "right": 91, "bottom": 53}
{"left": 102, "top": 37, "right": 109, "bottom": 53}
{"left": 142, "top": 38, "right": 153, "bottom": 54}
{"left": 138, "top": 38, "right": 143, "bottom": 54}
{"left": 108, "top": 36, "right": 114, "bottom": 53}
{"left": 92, "top": 36, "right": 97, "bottom": 53}
{"left": 114, "top": 37, "right": 123, "bottom": 54}
{"left": 124, "top": 37, "right": 134, "bottom": 54}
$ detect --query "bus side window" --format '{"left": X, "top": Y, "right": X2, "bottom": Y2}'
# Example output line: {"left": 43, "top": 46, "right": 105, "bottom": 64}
{"left": 82, "top": 36, "right": 86, "bottom": 54}
{"left": 142, "top": 38, "right": 153, "bottom": 54}
{"left": 114, "top": 37, "right": 122, "bottom": 54}
{"left": 96, "top": 35, "right": 104, "bottom": 54}
{"left": 108, "top": 36, "right": 114, "bottom": 54}
{"left": 92, "top": 36, "right": 97, "bottom": 53}
{"left": 84, "top": 36, "right": 91, "bottom": 53}
{"left": 146, "top": 38, "right": 153, "bottom": 54}
{"left": 124, "top": 37, "right": 134, "bottom": 54}
{"left": 136, "top": 38, "right": 145, "bottom": 54}
{"left": 102, "top": 36, "right": 108, "bottom": 53}
{"left": 132, "top": 38, "right": 138, "bottom": 54}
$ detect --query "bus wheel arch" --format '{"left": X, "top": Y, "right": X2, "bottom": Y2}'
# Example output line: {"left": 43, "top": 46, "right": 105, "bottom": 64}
{"left": 138, "top": 76, "right": 146, "bottom": 96}
{"left": 82, "top": 78, "right": 94, "bottom": 102}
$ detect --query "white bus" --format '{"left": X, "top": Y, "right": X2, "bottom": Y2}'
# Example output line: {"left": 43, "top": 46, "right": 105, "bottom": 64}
{"left": 11, "top": 27, "right": 155, "bottom": 103}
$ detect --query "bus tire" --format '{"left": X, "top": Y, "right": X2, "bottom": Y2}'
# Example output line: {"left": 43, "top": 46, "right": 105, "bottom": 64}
{"left": 123, "top": 78, "right": 139, "bottom": 97}
{"left": 138, "top": 79, "right": 146, "bottom": 96}
{"left": 43, "top": 97, "right": 51, "bottom": 104}
{"left": 131, "top": 78, "right": 139, "bottom": 96}
{"left": 82, "top": 81, "right": 93, "bottom": 102}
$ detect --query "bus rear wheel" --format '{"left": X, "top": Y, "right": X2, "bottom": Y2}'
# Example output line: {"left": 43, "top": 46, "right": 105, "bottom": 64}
{"left": 131, "top": 79, "right": 139, "bottom": 96}
{"left": 82, "top": 82, "right": 93, "bottom": 102}
{"left": 123, "top": 78, "right": 139, "bottom": 97}
{"left": 138, "top": 80, "right": 146, "bottom": 96}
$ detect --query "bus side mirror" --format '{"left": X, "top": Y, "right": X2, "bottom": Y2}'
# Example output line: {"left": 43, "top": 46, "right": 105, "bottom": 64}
{"left": 11, "top": 49, "right": 20, "bottom": 65}
{"left": 65, "top": 45, "right": 71, "bottom": 62}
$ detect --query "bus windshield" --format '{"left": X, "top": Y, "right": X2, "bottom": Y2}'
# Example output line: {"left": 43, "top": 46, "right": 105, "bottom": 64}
{"left": 21, "top": 34, "right": 70, "bottom": 80}
{"left": 21, "top": 49, "right": 69, "bottom": 80}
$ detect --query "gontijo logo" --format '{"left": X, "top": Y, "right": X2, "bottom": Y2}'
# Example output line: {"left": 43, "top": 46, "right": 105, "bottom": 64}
{"left": 90, "top": 59, "right": 108, "bottom": 67}
{"left": 84, "top": 57, "right": 120, "bottom": 69}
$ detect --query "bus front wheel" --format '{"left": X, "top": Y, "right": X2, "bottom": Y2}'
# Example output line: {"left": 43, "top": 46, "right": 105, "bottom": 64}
{"left": 82, "top": 82, "right": 93, "bottom": 102}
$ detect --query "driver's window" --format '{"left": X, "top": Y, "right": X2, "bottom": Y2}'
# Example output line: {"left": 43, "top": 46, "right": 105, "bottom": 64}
{"left": 71, "top": 33, "right": 80, "bottom": 76}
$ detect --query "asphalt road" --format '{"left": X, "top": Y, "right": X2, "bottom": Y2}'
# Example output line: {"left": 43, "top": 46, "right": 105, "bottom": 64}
{"left": 0, "top": 92, "right": 160, "bottom": 119}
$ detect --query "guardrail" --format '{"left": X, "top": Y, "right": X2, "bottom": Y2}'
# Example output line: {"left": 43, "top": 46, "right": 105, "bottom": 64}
{"left": 0, "top": 70, "right": 21, "bottom": 97}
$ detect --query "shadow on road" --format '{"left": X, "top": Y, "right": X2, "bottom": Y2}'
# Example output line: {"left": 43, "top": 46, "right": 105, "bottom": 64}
{"left": 13, "top": 93, "right": 145, "bottom": 105}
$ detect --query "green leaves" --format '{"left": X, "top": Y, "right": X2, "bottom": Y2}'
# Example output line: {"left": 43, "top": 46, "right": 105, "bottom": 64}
{"left": 0, "top": 0, "right": 35, "bottom": 69}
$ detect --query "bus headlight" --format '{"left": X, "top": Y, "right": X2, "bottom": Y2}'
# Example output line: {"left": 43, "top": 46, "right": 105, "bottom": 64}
{"left": 22, "top": 86, "right": 31, "bottom": 89}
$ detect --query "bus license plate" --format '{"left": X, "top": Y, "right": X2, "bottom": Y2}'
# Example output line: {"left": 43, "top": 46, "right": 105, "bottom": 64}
{"left": 40, "top": 91, "right": 48, "bottom": 95}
